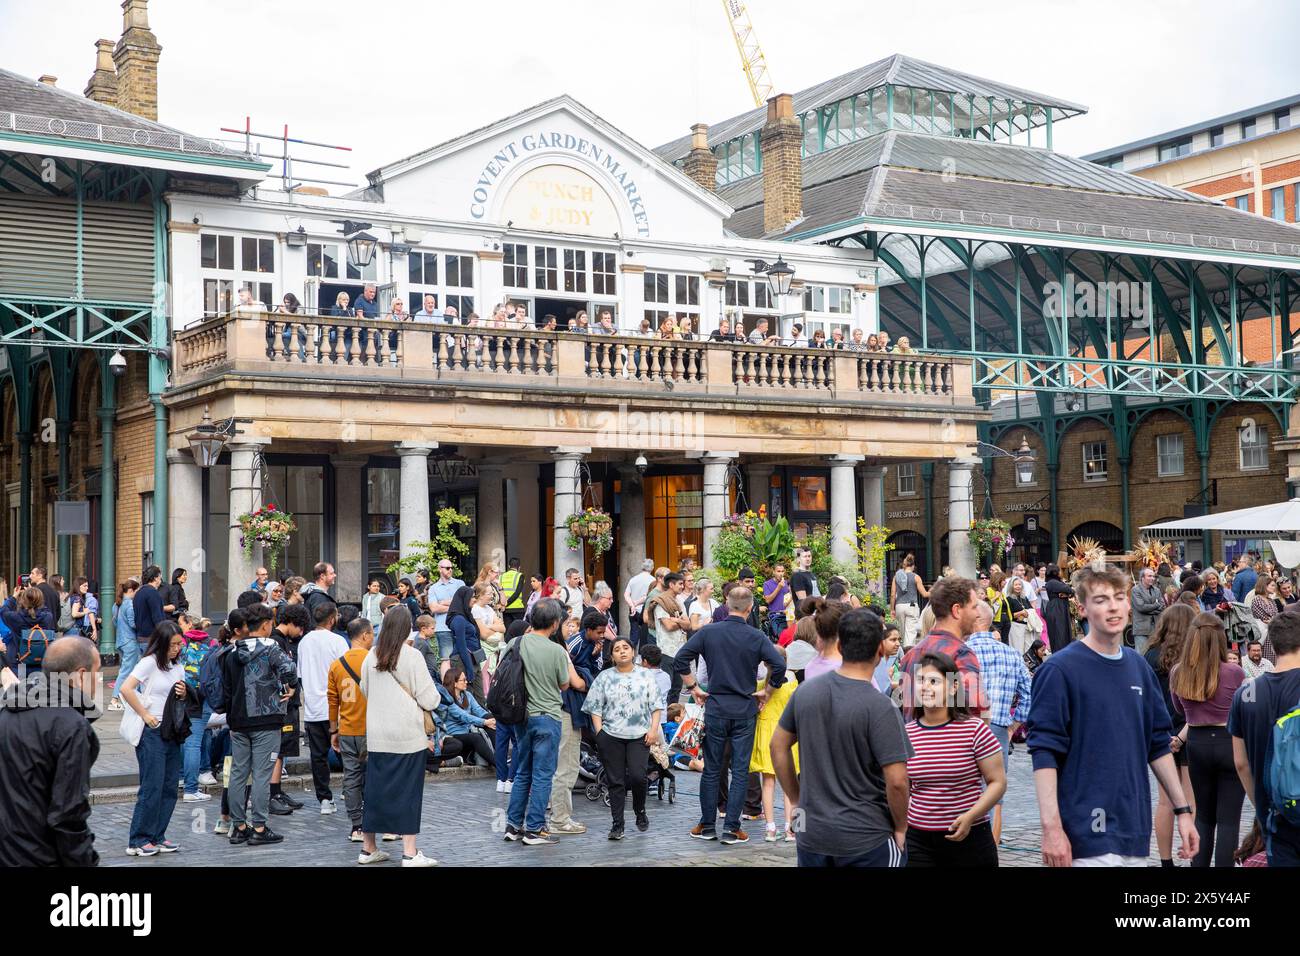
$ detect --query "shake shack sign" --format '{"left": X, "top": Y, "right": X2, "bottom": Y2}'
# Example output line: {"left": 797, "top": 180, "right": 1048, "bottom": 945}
{"left": 469, "top": 131, "right": 651, "bottom": 236}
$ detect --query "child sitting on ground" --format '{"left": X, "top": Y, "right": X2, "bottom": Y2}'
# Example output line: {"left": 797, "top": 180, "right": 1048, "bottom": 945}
{"left": 663, "top": 702, "right": 703, "bottom": 772}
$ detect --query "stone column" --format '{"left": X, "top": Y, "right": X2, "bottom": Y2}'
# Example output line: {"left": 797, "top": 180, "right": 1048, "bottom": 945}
{"left": 691, "top": 451, "right": 737, "bottom": 570}
{"left": 747, "top": 463, "right": 774, "bottom": 515}
{"left": 948, "top": 457, "right": 979, "bottom": 578}
{"left": 552, "top": 448, "right": 589, "bottom": 580}
{"left": 829, "top": 455, "right": 864, "bottom": 566}
{"left": 396, "top": 442, "right": 437, "bottom": 559}
{"left": 167, "top": 449, "right": 204, "bottom": 617}
{"left": 859, "top": 465, "right": 886, "bottom": 530}
{"left": 617, "top": 464, "right": 647, "bottom": 636}
{"left": 477, "top": 462, "right": 506, "bottom": 569}
{"left": 506, "top": 465, "right": 540, "bottom": 576}
{"left": 332, "top": 456, "right": 367, "bottom": 601}
{"left": 227, "top": 437, "right": 271, "bottom": 610}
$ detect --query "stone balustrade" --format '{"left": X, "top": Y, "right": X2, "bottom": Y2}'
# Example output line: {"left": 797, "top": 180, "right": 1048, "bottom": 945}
{"left": 173, "top": 311, "right": 971, "bottom": 407}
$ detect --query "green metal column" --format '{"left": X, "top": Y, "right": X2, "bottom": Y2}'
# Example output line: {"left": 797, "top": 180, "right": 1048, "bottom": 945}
{"left": 149, "top": 177, "right": 170, "bottom": 572}
{"left": 56, "top": 419, "right": 71, "bottom": 580}
{"left": 1119, "top": 458, "right": 1132, "bottom": 551}
{"left": 17, "top": 432, "right": 32, "bottom": 573}
{"left": 1199, "top": 451, "right": 1212, "bottom": 564}
{"left": 1048, "top": 463, "right": 1060, "bottom": 559}
{"left": 97, "top": 361, "right": 117, "bottom": 657}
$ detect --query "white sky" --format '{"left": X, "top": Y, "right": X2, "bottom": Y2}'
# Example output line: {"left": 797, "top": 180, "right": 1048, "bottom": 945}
{"left": 4, "top": 0, "right": 1298, "bottom": 188}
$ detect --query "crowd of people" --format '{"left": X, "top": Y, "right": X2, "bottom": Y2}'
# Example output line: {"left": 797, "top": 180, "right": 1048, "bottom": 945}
{"left": 2, "top": 543, "right": 1298, "bottom": 870}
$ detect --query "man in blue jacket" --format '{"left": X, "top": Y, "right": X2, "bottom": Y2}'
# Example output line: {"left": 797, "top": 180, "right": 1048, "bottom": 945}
{"left": 132, "top": 565, "right": 165, "bottom": 642}
{"left": 675, "top": 586, "right": 786, "bottom": 846}
{"left": 1027, "top": 565, "right": 1198, "bottom": 866}
{"left": 1231, "top": 554, "right": 1257, "bottom": 604}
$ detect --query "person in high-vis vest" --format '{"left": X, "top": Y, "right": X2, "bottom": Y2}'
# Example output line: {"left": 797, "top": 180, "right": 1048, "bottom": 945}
{"left": 500, "top": 558, "right": 527, "bottom": 627}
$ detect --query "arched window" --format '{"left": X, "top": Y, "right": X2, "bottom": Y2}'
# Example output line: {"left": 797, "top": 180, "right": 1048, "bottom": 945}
{"left": 886, "top": 530, "right": 927, "bottom": 582}
{"left": 1067, "top": 521, "right": 1124, "bottom": 554}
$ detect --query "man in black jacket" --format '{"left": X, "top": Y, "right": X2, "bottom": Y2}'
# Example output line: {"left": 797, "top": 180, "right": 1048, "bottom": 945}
{"left": 133, "top": 565, "right": 166, "bottom": 642}
{"left": 29, "top": 565, "right": 61, "bottom": 626}
{"left": 298, "top": 563, "right": 337, "bottom": 619}
{"left": 0, "top": 636, "right": 101, "bottom": 866}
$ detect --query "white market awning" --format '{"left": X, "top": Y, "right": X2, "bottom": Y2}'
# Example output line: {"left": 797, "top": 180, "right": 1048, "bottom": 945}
{"left": 1141, "top": 499, "right": 1300, "bottom": 535}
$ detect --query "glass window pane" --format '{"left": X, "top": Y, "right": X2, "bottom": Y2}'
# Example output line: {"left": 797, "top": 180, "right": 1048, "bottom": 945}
{"left": 793, "top": 475, "right": 828, "bottom": 512}
{"left": 218, "top": 235, "right": 234, "bottom": 270}
{"left": 201, "top": 234, "right": 217, "bottom": 269}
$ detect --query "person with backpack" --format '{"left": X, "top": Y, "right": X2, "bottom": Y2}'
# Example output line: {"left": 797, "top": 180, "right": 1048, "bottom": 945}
{"left": 221, "top": 602, "right": 298, "bottom": 847}
{"left": 178, "top": 613, "right": 220, "bottom": 803}
{"left": 494, "top": 598, "right": 583, "bottom": 846}
{"left": 1, "top": 586, "right": 55, "bottom": 674}
{"left": 329, "top": 616, "right": 375, "bottom": 842}
{"left": 1230, "top": 605, "right": 1300, "bottom": 866}
{"left": 202, "top": 610, "right": 245, "bottom": 836}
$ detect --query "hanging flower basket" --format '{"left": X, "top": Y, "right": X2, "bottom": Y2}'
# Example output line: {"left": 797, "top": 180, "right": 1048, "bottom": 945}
{"left": 238, "top": 503, "right": 297, "bottom": 575}
{"left": 969, "top": 517, "right": 1013, "bottom": 568}
{"left": 563, "top": 508, "right": 614, "bottom": 562}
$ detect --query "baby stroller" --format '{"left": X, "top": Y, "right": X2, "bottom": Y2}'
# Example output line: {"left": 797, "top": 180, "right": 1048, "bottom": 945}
{"left": 582, "top": 743, "right": 677, "bottom": 806}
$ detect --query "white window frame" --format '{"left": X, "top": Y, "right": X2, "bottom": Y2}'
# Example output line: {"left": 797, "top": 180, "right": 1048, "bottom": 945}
{"left": 306, "top": 242, "right": 341, "bottom": 281}
{"left": 201, "top": 231, "right": 274, "bottom": 316}
{"left": 643, "top": 270, "right": 701, "bottom": 327}
{"left": 141, "top": 492, "right": 155, "bottom": 568}
{"left": 1156, "top": 434, "right": 1185, "bottom": 477}
{"left": 503, "top": 242, "right": 528, "bottom": 289}
{"left": 1240, "top": 427, "right": 1269, "bottom": 471}
{"left": 406, "top": 251, "right": 475, "bottom": 318}
{"left": 1270, "top": 187, "right": 1286, "bottom": 221}
{"left": 1082, "top": 441, "right": 1108, "bottom": 482}
{"left": 897, "top": 462, "right": 916, "bottom": 497}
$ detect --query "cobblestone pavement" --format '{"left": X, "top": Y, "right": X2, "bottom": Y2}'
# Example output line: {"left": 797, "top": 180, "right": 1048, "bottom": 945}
{"left": 90, "top": 742, "right": 1252, "bottom": 867}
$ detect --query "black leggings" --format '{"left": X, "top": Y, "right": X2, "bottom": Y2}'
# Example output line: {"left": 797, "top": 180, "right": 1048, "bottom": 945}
{"left": 450, "top": 731, "right": 496, "bottom": 770}
{"left": 906, "top": 821, "right": 999, "bottom": 867}
{"left": 596, "top": 730, "right": 648, "bottom": 828}
{"left": 1186, "top": 726, "right": 1245, "bottom": 867}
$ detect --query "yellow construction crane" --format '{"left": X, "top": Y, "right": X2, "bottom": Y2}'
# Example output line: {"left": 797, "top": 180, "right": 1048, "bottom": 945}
{"left": 721, "top": 0, "right": 776, "bottom": 108}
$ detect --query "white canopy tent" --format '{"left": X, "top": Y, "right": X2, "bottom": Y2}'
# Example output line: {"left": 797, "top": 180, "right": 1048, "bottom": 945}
{"left": 1141, "top": 499, "right": 1300, "bottom": 535}
{"left": 1142, "top": 499, "right": 1300, "bottom": 570}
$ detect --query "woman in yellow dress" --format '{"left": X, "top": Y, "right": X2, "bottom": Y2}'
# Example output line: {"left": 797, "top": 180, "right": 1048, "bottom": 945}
{"left": 750, "top": 647, "right": 799, "bottom": 843}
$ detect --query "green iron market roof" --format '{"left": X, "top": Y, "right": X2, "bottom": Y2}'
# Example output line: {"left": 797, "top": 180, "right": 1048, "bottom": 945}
{"left": 655, "top": 53, "right": 1088, "bottom": 162}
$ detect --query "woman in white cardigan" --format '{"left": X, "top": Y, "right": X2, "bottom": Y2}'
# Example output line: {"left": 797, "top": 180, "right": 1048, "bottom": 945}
{"left": 357, "top": 605, "right": 440, "bottom": 867}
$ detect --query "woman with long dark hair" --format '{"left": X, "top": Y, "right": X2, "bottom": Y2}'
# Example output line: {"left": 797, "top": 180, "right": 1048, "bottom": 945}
{"left": 1042, "top": 565, "right": 1074, "bottom": 653}
{"left": 1170, "top": 612, "right": 1246, "bottom": 867}
{"left": 121, "top": 621, "right": 187, "bottom": 857}
{"left": 1143, "top": 602, "right": 1197, "bottom": 867}
{"left": 164, "top": 568, "right": 189, "bottom": 622}
{"left": 904, "top": 652, "right": 1005, "bottom": 866}
{"left": 436, "top": 666, "right": 497, "bottom": 769}
{"left": 395, "top": 577, "right": 422, "bottom": 622}
{"left": 67, "top": 576, "right": 100, "bottom": 641}
{"left": 357, "top": 605, "right": 439, "bottom": 867}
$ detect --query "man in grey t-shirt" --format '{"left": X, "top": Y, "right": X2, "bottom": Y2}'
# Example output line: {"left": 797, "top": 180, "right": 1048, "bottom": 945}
{"left": 772, "top": 608, "right": 912, "bottom": 866}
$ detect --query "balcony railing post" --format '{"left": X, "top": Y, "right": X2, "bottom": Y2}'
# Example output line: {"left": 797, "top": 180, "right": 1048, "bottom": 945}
{"left": 555, "top": 334, "right": 585, "bottom": 385}
{"left": 404, "top": 322, "right": 435, "bottom": 375}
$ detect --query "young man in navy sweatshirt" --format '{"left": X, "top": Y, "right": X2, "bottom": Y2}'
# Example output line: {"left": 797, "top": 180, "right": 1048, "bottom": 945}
{"left": 1027, "top": 565, "right": 1198, "bottom": 866}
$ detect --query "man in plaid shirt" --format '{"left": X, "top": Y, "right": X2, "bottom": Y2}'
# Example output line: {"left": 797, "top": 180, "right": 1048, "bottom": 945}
{"left": 900, "top": 576, "right": 988, "bottom": 721}
{"left": 967, "top": 601, "right": 1034, "bottom": 843}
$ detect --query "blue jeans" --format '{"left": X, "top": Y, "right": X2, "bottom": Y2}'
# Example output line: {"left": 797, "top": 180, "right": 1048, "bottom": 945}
{"left": 698, "top": 711, "right": 757, "bottom": 834}
{"left": 450, "top": 616, "right": 480, "bottom": 684}
{"left": 182, "top": 703, "right": 213, "bottom": 793}
{"left": 113, "top": 636, "right": 141, "bottom": 700}
{"left": 129, "top": 725, "right": 182, "bottom": 848}
{"left": 435, "top": 629, "right": 454, "bottom": 661}
{"left": 495, "top": 721, "right": 517, "bottom": 783}
{"left": 505, "top": 715, "right": 561, "bottom": 832}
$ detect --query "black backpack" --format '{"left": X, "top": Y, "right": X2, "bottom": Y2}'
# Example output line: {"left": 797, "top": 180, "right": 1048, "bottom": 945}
{"left": 487, "top": 639, "right": 529, "bottom": 725}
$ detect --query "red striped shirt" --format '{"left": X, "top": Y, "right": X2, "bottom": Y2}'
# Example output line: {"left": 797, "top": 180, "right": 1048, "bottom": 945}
{"left": 904, "top": 718, "right": 1002, "bottom": 831}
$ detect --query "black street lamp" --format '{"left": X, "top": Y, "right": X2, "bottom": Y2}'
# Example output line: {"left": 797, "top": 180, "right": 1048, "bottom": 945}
{"left": 345, "top": 230, "right": 379, "bottom": 269}
{"left": 185, "top": 406, "right": 253, "bottom": 468}
{"left": 746, "top": 257, "right": 796, "bottom": 300}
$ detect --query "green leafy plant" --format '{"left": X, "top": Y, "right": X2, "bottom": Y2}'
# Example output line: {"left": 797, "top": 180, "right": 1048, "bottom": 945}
{"left": 563, "top": 508, "right": 614, "bottom": 563}
{"left": 238, "top": 503, "right": 296, "bottom": 575}
{"left": 386, "top": 508, "right": 471, "bottom": 580}
{"left": 711, "top": 509, "right": 795, "bottom": 578}
{"left": 851, "top": 519, "right": 895, "bottom": 602}
{"left": 969, "top": 517, "right": 1013, "bottom": 568}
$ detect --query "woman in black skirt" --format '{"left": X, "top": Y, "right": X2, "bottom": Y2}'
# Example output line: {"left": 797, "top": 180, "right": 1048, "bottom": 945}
{"left": 358, "top": 605, "right": 440, "bottom": 867}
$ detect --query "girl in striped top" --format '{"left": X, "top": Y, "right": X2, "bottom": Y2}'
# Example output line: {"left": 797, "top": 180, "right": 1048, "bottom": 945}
{"left": 904, "top": 652, "right": 1006, "bottom": 867}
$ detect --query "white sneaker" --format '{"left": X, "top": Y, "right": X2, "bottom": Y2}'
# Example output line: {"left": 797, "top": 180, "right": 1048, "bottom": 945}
{"left": 357, "top": 850, "right": 390, "bottom": 865}
{"left": 197, "top": 772, "right": 218, "bottom": 787}
{"left": 320, "top": 799, "right": 338, "bottom": 815}
{"left": 182, "top": 792, "right": 211, "bottom": 803}
{"left": 401, "top": 851, "right": 438, "bottom": 867}
{"left": 214, "top": 819, "right": 231, "bottom": 835}
{"left": 503, "top": 780, "right": 513, "bottom": 794}
{"left": 496, "top": 780, "right": 506, "bottom": 793}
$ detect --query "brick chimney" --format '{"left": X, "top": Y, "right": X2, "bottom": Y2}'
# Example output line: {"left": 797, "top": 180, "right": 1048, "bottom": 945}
{"left": 682, "top": 123, "right": 719, "bottom": 192}
{"left": 38, "top": 75, "right": 58, "bottom": 87}
{"left": 84, "top": 39, "right": 119, "bottom": 105}
{"left": 113, "top": 0, "right": 161, "bottom": 121}
{"left": 760, "top": 93, "right": 803, "bottom": 233}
